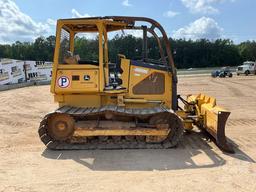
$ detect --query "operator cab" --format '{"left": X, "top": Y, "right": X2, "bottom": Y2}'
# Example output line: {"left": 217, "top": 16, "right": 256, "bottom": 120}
{"left": 54, "top": 17, "right": 175, "bottom": 93}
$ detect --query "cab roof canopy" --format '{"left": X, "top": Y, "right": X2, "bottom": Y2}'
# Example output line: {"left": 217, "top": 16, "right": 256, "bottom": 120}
{"left": 58, "top": 16, "right": 137, "bottom": 32}
{"left": 56, "top": 16, "right": 177, "bottom": 77}
{"left": 58, "top": 16, "right": 161, "bottom": 33}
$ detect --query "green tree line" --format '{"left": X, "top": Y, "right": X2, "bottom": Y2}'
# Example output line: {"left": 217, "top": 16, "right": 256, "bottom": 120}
{"left": 0, "top": 35, "right": 256, "bottom": 69}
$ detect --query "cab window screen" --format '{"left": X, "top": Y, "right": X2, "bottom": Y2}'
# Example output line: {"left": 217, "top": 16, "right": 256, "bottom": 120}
{"left": 59, "top": 28, "right": 70, "bottom": 63}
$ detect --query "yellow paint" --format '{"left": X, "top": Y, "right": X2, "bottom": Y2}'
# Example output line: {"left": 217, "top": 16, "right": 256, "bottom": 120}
{"left": 55, "top": 69, "right": 99, "bottom": 93}
{"left": 54, "top": 94, "right": 64, "bottom": 103}
{"left": 58, "top": 95, "right": 101, "bottom": 108}
{"left": 97, "top": 24, "right": 105, "bottom": 92}
{"left": 120, "top": 59, "right": 130, "bottom": 89}
{"left": 51, "top": 18, "right": 173, "bottom": 109}
{"left": 74, "top": 127, "right": 170, "bottom": 137}
{"left": 186, "top": 93, "right": 229, "bottom": 136}
{"left": 127, "top": 65, "right": 172, "bottom": 107}
{"left": 46, "top": 17, "right": 232, "bottom": 144}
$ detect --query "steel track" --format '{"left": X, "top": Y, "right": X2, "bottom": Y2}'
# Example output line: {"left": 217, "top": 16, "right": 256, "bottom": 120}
{"left": 38, "top": 106, "right": 184, "bottom": 150}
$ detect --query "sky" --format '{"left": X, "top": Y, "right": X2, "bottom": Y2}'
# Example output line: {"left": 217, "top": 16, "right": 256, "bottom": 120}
{"left": 0, "top": 0, "right": 255, "bottom": 44}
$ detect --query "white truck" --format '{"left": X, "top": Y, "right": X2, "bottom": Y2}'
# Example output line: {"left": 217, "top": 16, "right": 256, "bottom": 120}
{"left": 236, "top": 61, "right": 256, "bottom": 76}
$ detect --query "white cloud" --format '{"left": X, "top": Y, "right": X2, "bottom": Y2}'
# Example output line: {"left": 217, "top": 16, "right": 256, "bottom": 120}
{"left": 181, "top": 0, "right": 235, "bottom": 14}
{"left": 47, "top": 18, "right": 56, "bottom": 26}
{"left": 122, "top": 0, "right": 132, "bottom": 7}
{"left": 0, "top": 1, "right": 96, "bottom": 43}
{"left": 0, "top": 0, "right": 54, "bottom": 43}
{"left": 173, "top": 17, "right": 223, "bottom": 40}
{"left": 107, "top": 29, "right": 143, "bottom": 40}
{"left": 71, "top": 9, "right": 92, "bottom": 18}
{"left": 163, "top": 10, "right": 180, "bottom": 18}
{"left": 70, "top": 9, "right": 96, "bottom": 39}
{"left": 125, "top": 30, "right": 143, "bottom": 38}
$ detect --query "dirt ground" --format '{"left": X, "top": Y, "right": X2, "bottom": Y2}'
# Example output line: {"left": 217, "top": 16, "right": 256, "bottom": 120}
{"left": 0, "top": 75, "right": 256, "bottom": 192}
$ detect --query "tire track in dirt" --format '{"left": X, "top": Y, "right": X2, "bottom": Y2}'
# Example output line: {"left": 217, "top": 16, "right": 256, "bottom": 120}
{"left": 227, "top": 118, "right": 256, "bottom": 149}
{"left": 210, "top": 78, "right": 245, "bottom": 97}
{"left": 233, "top": 136, "right": 256, "bottom": 149}
{"left": 224, "top": 79, "right": 256, "bottom": 93}
{"left": 227, "top": 119, "right": 256, "bottom": 127}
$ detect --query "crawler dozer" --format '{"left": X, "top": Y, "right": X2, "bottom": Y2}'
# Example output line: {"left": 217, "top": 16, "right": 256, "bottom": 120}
{"left": 39, "top": 16, "right": 234, "bottom": 153}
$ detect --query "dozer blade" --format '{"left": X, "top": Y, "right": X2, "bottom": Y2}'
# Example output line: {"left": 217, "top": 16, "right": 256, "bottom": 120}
{"left": 188, "top": 94, "right": 234, "bottom": 153}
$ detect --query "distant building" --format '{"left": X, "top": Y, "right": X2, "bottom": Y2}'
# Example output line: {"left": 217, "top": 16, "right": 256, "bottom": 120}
{"left": 0, "top": 58, "right": 52, "bottom": 85}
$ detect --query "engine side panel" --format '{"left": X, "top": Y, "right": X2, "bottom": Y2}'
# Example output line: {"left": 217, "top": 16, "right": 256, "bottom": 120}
{"left": 127, "top": 63, "right": 172, "bottom": 107}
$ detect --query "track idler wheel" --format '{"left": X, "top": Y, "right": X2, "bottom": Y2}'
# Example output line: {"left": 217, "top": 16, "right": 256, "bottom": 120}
{"left": 47, "top": 113, "right": 75, "bottom": 141}
{"left": 149, "top": 112, "right": 184, "bottom": 146}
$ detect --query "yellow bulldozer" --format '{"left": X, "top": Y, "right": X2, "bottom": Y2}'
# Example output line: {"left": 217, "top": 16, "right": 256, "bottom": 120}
{"left": 38, "top": 16, "right": 234, "bottom": 153}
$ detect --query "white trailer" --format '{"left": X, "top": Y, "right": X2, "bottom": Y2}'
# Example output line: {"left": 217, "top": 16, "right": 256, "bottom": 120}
{"left": 0, "top": 58, "right": 52, "bottom": 85}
